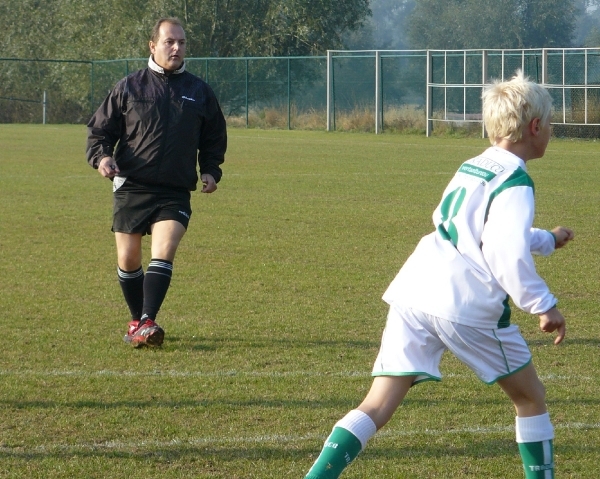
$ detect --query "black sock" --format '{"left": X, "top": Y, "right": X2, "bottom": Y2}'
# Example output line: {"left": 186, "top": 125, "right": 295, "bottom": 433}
{"left": 117, "top": 266, "right": 144, "bottom": 320}
{"left": 141, "top": 259, "right": 173, "bottom": 322}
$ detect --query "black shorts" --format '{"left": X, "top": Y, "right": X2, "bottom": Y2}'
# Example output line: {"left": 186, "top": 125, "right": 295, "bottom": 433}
{"left": 112, "top": 178, "right": 192, "bottom": 235}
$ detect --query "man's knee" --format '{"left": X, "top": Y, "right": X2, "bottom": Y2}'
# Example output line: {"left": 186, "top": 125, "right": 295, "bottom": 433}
{"left": 150, "top": 221, "right": 186, "bottom": 261}
{"left": 115, "top": 233, "right": 143, "bottom": 269}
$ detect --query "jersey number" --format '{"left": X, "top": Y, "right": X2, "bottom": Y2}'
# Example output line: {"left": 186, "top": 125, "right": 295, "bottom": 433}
{"left": 437, "top": 187, "right": 466, "bottom": 247}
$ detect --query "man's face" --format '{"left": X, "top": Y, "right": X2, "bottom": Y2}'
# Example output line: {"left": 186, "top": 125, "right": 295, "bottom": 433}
{"left": 150, "top": 22, "right": 186, "bottom": 71}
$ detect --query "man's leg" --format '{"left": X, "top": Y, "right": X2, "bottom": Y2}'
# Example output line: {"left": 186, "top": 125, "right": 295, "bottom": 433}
{"left": 115, "top": 232, "right": 144, "bottom": 320}
{"left": 498, "top": 363, "right": 555, "bottom": 478}
{"left": 140, "top": 220, "right": 186, "bottom": 322}
{"left": 305, "top": 375, "right": 414, "bottom": 479}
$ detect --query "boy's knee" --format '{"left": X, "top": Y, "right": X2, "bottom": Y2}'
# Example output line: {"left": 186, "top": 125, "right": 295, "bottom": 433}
{"left": 513, "top": 383, "right": 547, "bottom": 417}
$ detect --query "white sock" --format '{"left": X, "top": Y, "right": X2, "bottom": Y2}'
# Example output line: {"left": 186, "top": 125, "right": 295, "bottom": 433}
{"left": 334, "top": 409, "right": 377, "bottom": 450}
{"left": 515, "top": 412, "right": 554, "bottom": 443}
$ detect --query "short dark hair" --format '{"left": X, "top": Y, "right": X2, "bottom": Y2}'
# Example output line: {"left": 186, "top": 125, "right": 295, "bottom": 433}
{"left": 150, "top": 17, "right": 184, "bottom": 43}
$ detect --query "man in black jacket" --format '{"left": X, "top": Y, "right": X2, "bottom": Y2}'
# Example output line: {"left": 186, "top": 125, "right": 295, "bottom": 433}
{"left": 86, "top": 17, "right": 227, "bottom": 348}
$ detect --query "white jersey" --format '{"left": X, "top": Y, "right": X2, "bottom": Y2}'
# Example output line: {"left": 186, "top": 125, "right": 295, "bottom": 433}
{"left": 382, "top": 146, "right": 557, "bottom": 329}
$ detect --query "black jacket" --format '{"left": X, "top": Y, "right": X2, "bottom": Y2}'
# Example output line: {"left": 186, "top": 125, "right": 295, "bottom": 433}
{"left": 86, "top": 61, "right": 227, "bottom": 191}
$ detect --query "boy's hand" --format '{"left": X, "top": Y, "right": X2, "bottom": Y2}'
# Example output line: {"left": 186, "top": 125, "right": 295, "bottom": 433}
{"left": 538, "top": 307, "right": 566, "bottom": 345}
{"left": 551, "top": 226, "right": 574, "bottom": 248}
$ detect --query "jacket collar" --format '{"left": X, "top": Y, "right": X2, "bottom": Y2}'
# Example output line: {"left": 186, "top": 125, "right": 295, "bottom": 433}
{"left": 148, "top": 55, "right": 186, "bottom": 75}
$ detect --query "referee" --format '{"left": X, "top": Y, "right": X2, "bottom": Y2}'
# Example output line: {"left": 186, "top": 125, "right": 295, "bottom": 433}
{"left": 86, "top": 17, "right": 227, "bottom": 347}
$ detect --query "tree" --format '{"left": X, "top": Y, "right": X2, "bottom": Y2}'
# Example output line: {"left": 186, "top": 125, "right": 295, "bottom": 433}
{"left": 0, "top": 0, "right": 370, "bottom": 61}
{"left": 573, "top": 0, "right": 600, "bottom": 46}
{"left": 344, "top": 0, "right": 416, "bottom": 50}
{"left": 517, "top": 0, "right": 577, "bottom": 47}
{"left": 0, "top": 0, "right": 370, "bottom": 121}
{"left": 407, "top": 0, "right": 577, "bottom": 49}
{"left": 195, "top": 0, "right": 371, "bottom": 57}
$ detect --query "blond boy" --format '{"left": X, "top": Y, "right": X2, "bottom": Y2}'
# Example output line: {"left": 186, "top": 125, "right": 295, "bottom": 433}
{"left": 304, "top": 71, "right": 574, "bottom": 479}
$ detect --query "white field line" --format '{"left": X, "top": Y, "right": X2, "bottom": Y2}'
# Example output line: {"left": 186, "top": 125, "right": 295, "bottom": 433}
{"left": 1, "top": 423, "right": 599, "bottom": 454}
{"left": 0, "top": 369, "right": 593, "bottom": 381}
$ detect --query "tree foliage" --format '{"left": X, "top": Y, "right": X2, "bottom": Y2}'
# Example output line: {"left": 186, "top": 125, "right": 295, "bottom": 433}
{"left": 343, "top": 0, "right": 600, "bottom": 51}
{"left": 0, "top": 0, "right": 369, "bottom": 121}
{"left": 574, "top": 0, "right": 600, "bottom": 45}
{"left": 3, "top": 0, "right": 600, "bottom": 123}
{"left": 408, "top": 0, "right": 577, "bottom": 49}
{"left": 344, "top": 0, "right": 416, "bottom": 50}
{"left": 0, "top": 0, "right": 370, "bottom": 60}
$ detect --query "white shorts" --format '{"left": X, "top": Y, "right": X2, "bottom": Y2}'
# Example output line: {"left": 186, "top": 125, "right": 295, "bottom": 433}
{"left": 372, "top": 303, "right": 532, "bottom": 385}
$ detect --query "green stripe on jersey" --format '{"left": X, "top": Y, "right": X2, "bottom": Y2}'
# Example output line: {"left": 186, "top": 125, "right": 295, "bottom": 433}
{"left": 482, "top": 168, "right": 533, "bottom": 328}
{"left": 497, "top": 295, "right": 511, "bottom": 328}
{"left": 484, "top": 166, "right": 534, "bottom": 224}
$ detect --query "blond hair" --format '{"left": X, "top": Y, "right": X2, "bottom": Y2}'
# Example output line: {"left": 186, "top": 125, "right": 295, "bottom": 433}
{"left": 482, "top": 70, "right": 552, "bottom": 144}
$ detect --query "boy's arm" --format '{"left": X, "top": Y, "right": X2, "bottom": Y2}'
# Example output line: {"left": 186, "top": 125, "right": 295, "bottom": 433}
{"left": 530, "top": 226, "right": 574, "bottom": 256}
{"left": 482, "top": 186, "right": 557, "bottom": 316}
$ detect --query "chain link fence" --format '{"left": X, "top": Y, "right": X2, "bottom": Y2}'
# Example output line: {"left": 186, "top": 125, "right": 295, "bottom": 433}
{"left": 2, "top": 49, "right": 600, "bottom": 137}
{"left": 0, "top": 56, "right": 329, "bottom": 129}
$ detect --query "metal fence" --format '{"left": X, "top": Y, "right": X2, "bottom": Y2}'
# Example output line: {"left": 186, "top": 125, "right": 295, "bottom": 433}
{"left": 0, "top": 56, "right": 330, "bottom": 128}
{"left": 2, "top": 49, "right": 600, "bottom": 137}
{"left": 424, "top": 48, "right": 600, "bottom": 137}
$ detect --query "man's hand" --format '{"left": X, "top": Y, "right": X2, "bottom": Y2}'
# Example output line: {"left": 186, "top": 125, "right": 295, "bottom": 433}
{"left": 201, "top": 173, "right": 217, "bottom": 193}
{"left": 98, "top": 156, "right": 120, "bottom": 179}
{"left": 538, "top": 307, "right": 566, "bottom": 345}
{"left": 551, "top": 226, "right": 574, "bottom": 248}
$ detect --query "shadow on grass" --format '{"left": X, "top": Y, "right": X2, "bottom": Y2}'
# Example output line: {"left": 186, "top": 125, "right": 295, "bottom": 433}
{"left": 165, "top": 335, "right": 378, "bottom": 352}
{"left": 158, "top": 334, "right": 600, "bottom": 353}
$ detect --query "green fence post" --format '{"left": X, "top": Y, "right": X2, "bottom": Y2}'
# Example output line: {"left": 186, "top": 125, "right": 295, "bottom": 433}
{"left": 245, "top": 58, "right": 249, "bottom": 128}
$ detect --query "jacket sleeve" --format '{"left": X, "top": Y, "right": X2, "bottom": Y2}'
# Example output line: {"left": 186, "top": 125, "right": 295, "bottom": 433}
{"left": 481, "top": 185, "right": 557, "bottom": 315}
{"left": 197, "top": 86, "right": 227, "bottom": 183}
{"left": 530, "top": 228, "right": 556, "bottom": 256}
{"left": 86, "top": 81, "right": 126, "bottom": 169}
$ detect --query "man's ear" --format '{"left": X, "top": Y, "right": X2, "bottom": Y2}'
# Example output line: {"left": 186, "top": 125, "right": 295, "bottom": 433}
{"left": 530, "top": 117, "right": 541, "bottom": 135}
{"left": 149, "top": 41, "right": 155, "bottom": 53}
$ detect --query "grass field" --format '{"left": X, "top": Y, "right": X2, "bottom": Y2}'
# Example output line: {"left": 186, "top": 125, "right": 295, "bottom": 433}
{"left": 0, "top": 125, "right": 598, "bottom": 478}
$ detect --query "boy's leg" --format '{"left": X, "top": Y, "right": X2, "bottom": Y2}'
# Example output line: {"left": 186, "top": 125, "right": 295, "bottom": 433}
{"left": 305, "top": 375, "right": 414, "bottom": 479}
{"left": 498, "top": 363, "right": 555, "bottom": 478}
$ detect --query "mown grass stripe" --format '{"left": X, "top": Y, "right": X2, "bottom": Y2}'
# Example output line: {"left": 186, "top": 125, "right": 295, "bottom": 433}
{"left": 1, "top": 422, "right": 598, "bottom": 454}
